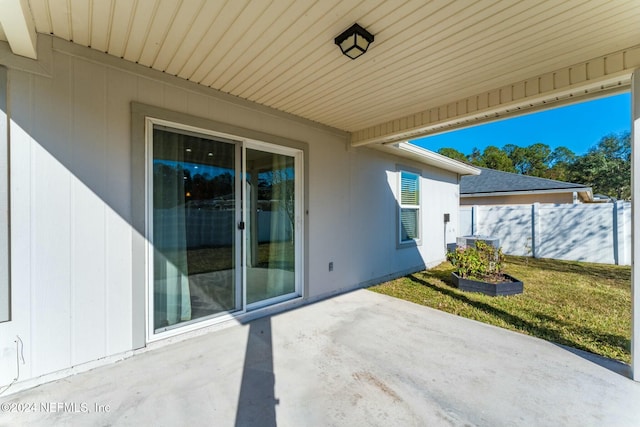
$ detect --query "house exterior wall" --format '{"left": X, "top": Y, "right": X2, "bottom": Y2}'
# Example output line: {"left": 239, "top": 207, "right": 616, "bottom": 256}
{"left": 0, "top": 39, "right": 460, "bottom": 387}
{"left": 460, "top": 192, "right": 576, "bottom": 206}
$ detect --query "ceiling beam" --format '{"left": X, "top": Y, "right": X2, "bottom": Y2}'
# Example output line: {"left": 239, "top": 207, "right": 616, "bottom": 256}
{"left": 351, "top": 46, "right": 640, "bottom": 147}
{"left": 0, "top": 0, "right": 37, "bottom": 60}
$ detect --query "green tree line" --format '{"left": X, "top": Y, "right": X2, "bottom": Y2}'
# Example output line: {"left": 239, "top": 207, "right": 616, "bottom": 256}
{"left": 438, "top": 131, "right": 631, "bottom": 200}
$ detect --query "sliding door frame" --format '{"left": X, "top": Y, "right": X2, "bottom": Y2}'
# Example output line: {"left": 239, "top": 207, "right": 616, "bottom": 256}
{"left": 144, "top": 117, "right": 304, "bottom": 342}
{"left": 243, "top": 141, "right": 304, "bottom": 312}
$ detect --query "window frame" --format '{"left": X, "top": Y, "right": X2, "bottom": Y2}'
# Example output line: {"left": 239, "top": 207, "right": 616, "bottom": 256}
{"left": 144, "top": 116, "right": 305, "bottom": 341}
{"left": 397, "top": 166, "right": 422, "bottom": 248}
{"left": 132, "top": 102, "right": 310, "bottom": 346}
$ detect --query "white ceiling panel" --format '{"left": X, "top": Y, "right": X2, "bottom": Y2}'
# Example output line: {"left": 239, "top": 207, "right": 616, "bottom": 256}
{"left": 68, "top": 0, "right": 91, "bottom": 46}
{"left": 200, "top": 0, "right": 297, "bottom": 88}
{"left": 122, "top": 0, "right": 160, "bottom": 62}
{"left": 13, "top": 0, "right": 640, "bottom": 136}
{"left": 107, "top": 0, "right": 138, "bottom": 58}
{"left": 29, "top": 0, "right": 52, "bottom": 35}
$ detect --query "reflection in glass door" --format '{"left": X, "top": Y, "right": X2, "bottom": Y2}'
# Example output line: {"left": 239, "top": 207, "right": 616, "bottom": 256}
{"left": 245, "top": 148, "right": 298, "bottom": 306}
{"left": 149, "top": 121, "right": 302, "bottom": 337}
{"left": 151, "top": 125, "right": 240, "bottom": 333}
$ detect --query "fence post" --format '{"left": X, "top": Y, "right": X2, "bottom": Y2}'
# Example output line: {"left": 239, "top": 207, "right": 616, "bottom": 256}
{"left": 471, "top": 205, "right": 479, "bottom": 235}
{"left": 626, "top": 202, "right": 632, "bottom": 265}
{"left": 613, "top": 201, "right": 620, "bottom": 265}
{"left": 531, "top": 203, "right": 540, "bottom": 258}
{"left": 616, "top": 201, "right": 630, "bottom": 265}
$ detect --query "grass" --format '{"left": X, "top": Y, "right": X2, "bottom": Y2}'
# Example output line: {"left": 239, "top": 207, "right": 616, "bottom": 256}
{"left": 369, "top": 256, "right": 631, "bottom": 363}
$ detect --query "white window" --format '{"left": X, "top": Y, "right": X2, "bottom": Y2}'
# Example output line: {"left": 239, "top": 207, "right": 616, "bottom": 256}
{"left": 398, "top": 170, "right": 421, "bottom": 246}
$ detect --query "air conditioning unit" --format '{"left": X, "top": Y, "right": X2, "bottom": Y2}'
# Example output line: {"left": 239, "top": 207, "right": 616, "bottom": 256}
{"left": 456, "top": 235, "right": 500, "bottom": 249}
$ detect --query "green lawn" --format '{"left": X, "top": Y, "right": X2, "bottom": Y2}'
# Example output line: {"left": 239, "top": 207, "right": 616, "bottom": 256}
{"left": 369, "top": 256, "right": 631, "bottom": 363}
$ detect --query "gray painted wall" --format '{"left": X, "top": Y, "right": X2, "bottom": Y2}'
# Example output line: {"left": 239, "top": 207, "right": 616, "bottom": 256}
{"left": 0, "top": 37, "right": 460, "bottom": 386}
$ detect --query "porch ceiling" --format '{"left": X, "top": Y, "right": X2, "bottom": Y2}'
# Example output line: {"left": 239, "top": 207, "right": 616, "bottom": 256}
{"left": 1, "top": 1, "right": 640, "bottom": 145}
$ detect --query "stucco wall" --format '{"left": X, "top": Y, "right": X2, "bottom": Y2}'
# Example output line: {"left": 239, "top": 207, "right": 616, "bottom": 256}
{"left": 0, "top": 37, "right": 459, "bottom": 385}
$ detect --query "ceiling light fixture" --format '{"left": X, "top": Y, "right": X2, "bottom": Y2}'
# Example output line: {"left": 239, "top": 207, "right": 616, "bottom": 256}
{"left": 334, "top": 23, "right": 374, "bottom": 60}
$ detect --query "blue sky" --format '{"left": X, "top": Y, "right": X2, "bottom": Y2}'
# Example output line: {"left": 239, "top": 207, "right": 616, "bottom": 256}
{"left": 412, "top": 92, "right": 630, "bottom": 156}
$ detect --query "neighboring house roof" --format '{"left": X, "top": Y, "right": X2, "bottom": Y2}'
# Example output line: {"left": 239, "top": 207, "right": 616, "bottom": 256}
{"left": 460, "top": 167, "right": 593, "bottom": 201}
{"left": 376, "top": 142, "right": 481, "bottom": 176}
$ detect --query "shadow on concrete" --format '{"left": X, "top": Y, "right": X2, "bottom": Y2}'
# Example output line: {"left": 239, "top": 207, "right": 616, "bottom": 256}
{"left": 553, "top": 343, "right": 632, "bottom": 378}
{"left": 235, "top": 316, "right": 278, "bottom": 427}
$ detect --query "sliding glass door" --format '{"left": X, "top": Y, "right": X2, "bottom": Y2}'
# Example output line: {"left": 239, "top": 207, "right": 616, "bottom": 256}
{"left": 148, "top": 120, "right": 302, "bottom": 337}
{"left": 151, "top": 125, "right": 241, "bottom": 333}
{"left": 245, "top": 147, "right": 297, "bottom": 307}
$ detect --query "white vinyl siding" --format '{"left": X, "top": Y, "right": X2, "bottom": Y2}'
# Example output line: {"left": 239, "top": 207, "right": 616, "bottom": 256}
{"left": 399, "top": 170, "right": 421, "bottom": 245}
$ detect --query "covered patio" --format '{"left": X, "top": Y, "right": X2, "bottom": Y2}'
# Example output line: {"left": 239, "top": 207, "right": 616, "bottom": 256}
{"left": 1, "top": 289, "right": 638, "bottom": 426}
{"left": 1, "top": 1, "right": 640, "bottom": 418}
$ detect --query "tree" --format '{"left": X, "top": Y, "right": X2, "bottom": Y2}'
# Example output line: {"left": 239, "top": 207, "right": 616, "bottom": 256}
{"left": 545, "top": 146, "right": 576, "bottom": 181}
{"left": 523, "top": 143, "right": 552, "bottom": 177}
{"left": 503, "top": 143, "right": 550, "bottom": 176}
{"left": 597, "top": 132, "right": 631, "bottom": 160}
{"left": 570, "top": 132, "right": 630, "bottom": 199}
{"left": 468, "top": 147, "right": 485, "bottom": 167}
{"left": 481, "top": 145, "right": 514, "bottom": 172}
{"left": 503, "top": 144, "right": 528, "bottom": 174}
{"left": 437, "top": 147, "right": 468, "bottom": 163}
{"left": 549, "top": 146, "right": 577, "bottom": 166}
{"left": 434, "top": 132, "right": 630, "bottom": 199}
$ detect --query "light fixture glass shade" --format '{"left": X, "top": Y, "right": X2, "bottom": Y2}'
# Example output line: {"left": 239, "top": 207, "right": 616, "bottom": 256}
{"left": 335, "top": 23, "right": 374, "bottom": 60}
{"left": 339, "top": 38, "right": 355, "bottom": 54}
{"left": 355, "top": 34, "right": 369, "bottom": 50}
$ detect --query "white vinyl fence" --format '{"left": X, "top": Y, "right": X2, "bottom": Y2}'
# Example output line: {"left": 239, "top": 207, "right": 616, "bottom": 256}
{"left": 459, "top": 201, "right": 631, "bottom": 265}
{"left": 155, "top": 208, "right": 292, "bottom": 249}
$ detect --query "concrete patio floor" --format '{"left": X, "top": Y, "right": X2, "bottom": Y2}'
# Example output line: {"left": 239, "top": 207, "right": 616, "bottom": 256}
{"left": 1, "top": 289, "right": 639, "bottom": 426}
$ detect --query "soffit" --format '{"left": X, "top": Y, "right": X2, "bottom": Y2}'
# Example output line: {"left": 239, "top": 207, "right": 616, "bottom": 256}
{"left": 6, "top": 1, "right": 640, "bottom": 136}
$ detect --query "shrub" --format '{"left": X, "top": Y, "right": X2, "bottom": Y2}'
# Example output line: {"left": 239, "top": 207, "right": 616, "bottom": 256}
{"left": 446, "top": 240, "right": 505, "bottom": 280}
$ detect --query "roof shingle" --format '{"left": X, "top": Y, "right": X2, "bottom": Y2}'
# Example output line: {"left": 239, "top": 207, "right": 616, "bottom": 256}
{"left": 460, "top": 167, "right": 588, "bottom": 194}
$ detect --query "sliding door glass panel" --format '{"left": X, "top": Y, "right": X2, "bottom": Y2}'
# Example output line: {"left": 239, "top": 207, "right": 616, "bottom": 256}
{"left": 152, "top": 127, "right": 238, "bottom": 331}
{"left": 246, "top": 148, "right": 296, "bottom": 305}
